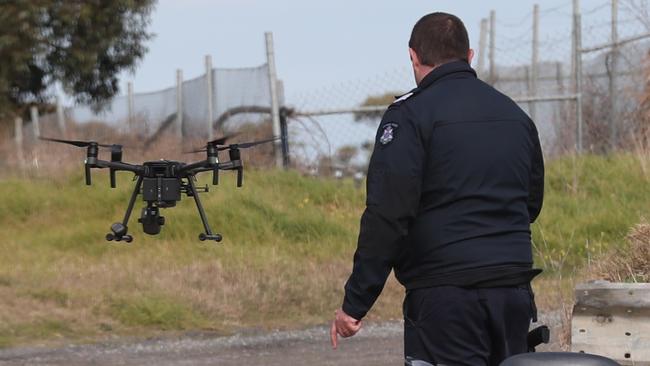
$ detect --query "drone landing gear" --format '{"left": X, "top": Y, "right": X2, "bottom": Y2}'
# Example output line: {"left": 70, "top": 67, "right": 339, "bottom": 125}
{"left": 199, "top": 233, "right": 222, "bottom": 242}
{"left": 105, "top": 222, "right": 133, "bottom": 243}
{"left": 187, "top": 175, "right": 222, "bottom": 243}
{"left": 106, "top": 231, "right": 133, "bottom": 243}
{"left": 105, "top": 176, "right": 143, "bottom": 243}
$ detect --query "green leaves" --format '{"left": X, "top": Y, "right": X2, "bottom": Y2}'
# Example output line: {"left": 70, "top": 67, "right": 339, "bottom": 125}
{"left": 0, "top": 0, "right": 155, "bottom": 119}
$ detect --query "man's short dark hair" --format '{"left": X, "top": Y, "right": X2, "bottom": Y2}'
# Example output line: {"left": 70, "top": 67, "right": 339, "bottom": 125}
{"left": 409, "top": 12, "right": 470, "bottom": 66}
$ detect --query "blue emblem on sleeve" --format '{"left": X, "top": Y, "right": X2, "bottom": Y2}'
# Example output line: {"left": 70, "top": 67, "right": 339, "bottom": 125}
{"left": 379, "top": 123, "right": 398, "bottom": 145}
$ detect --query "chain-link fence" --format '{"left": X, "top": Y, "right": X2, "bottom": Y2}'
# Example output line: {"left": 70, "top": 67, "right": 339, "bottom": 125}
{"left": 285, "top": 0, "right": 650, "bottom": 179}
{"left": 4, "top": 3, "right": 650, "bottom": 176}
{"left": 5, "top": 34, "right": 283, "bottom": 174}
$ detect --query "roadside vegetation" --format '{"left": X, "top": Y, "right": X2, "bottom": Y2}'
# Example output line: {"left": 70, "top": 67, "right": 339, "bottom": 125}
{"left": 1, "top": 154, "right": 649, "bottom": 348}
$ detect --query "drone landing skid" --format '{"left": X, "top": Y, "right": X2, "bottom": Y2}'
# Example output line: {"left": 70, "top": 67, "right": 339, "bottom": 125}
{"left": 104, "top": 174, "right": 222, "bottom": 243}
{"left": 187, "top": 175, "right": 223, "bottom": 242}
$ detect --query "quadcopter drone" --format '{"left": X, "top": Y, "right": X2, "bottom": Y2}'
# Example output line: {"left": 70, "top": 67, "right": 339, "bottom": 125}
{"left": 41, "top": 135, "right": 278, "bottom": 243}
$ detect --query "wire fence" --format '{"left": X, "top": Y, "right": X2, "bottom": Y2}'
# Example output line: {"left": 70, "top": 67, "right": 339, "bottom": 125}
{"left": 286, "top": 0, "right": 650, "bottom": 179}
{"left": 3, "top": 1, "right": 650, "bottom": 178}
{"left": 4, "top": 34, "right": 282, "bottom": 174}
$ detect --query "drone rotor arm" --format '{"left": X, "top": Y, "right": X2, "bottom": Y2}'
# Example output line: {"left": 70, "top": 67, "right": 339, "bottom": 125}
{"left": 179, "top": 160, "right": 211, "bottom": 175}
{"left": 94, "top": 160, "right": 145, "bottom": 174}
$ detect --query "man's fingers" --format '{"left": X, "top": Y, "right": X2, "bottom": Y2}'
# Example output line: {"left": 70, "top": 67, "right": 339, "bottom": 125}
{"left": 330, "top": 321, "right": 338, "bottom": 349}
{"left": 350, "top": 321, "right": 362, "bottom": 333}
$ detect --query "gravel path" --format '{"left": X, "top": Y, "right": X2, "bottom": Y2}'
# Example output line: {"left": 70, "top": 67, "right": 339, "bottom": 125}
{"left": 0, "top": 312, "right": 563, "bottom": 366}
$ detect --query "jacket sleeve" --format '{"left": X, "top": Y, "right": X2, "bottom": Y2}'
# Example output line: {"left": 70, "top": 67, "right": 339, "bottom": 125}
{"left": 342, "top": 106, "right": 425, "bottom": 320}
{"left": 528, "top": 120, "right": 544, "bottom": 223}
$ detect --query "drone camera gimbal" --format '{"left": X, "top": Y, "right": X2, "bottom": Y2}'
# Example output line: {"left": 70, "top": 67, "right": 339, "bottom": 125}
{"left": 42, "top": 135, "right": 279, "bottom": 243}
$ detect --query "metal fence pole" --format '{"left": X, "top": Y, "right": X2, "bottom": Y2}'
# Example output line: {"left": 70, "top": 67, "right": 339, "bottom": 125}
{"left": 30, "top": 106, "right": 40, "bottom": 138}
{"left": 265, "top": 31, "right": 283, "bottom": 168}
{"left": 557, "top": 62, "right": 570, "bottom": 139}
{"left": 176, "top": 69, "right": 184, "bottom": 138}
{"left": 478, "top": 18, "right": 488, "bottom": 77}
{"left": 489, "top": 10, "right": 496, "bottom": 85}
{"left": 56, "top": 96, "right": 67, "bottom": 137}
{"left": 205, "top": 55, "right": 214, "bottom": 141}
{"left": 525, "top": 66, "right": 531, "bottom": 112}
{"left": 280, "top": 107, "right": 290, "bottom": 168}
{"left": 127, "top": 82, "right": 134, "bottom": 133}
{"left": 530, "top": 4, "right": 539, "bottom": 122}
{"left": 574, "top": 0, "right": 584, "bottom": 153}
{"left": 15, "top": 117, "right": 25, "bottom": 168}
{"left": 277, "top": 79, "right": 290, "bottom": 168}
{"left": 56, "top": 95, "right": 67, "bottom": 137}
{"left": 609, "top": 0, "right": 619, "bottom": 150}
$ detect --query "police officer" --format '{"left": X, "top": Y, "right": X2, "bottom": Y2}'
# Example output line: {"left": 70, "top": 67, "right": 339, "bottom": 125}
{"left": 330, "top": 12, "right": 544, "bottom": 366}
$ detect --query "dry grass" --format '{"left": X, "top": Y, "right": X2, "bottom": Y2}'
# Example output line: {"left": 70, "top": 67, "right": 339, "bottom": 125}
{"left": 583, "top": 221, "right": 650, "bottom": 283}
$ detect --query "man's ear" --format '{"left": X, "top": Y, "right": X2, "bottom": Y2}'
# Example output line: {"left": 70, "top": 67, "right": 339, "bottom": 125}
{"left": 467, "top": 48, "right": 475, "bottom": 65}
{"left": 409, "top": 48, "right": 420, "bottom": 67}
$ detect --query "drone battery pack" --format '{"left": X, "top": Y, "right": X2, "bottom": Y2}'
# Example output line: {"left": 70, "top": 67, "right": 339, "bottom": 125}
{"left": 142, "top": 178, "right": 181, "bottom": 203}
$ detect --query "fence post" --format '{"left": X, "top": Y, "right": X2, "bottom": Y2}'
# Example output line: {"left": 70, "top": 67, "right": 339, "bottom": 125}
{"left": 530, "top": 4, "right": 539, "bottom": 122}
{"left": 176, "top": 69, "right": 184, "bottom": 138}
{"left": 127, "top": 82, "right": 134, "bottom": 134}
{"left": 609, "top": 0, "right": 619, "bottom": 150}
{"left": 489, "top": 10, "right": 496, "bottom": 85}
{"left": 205, "top": 55, "right": 214, "bottom": 141}
{"left": 557, "top": 62, "right": 570, "bottom": 144}
{"left": 478, "top": 18, "right": 488, "bottom": 77}
{"left": 56, "top": 96, "right": 67, "bottom": 137}
{"left": 15, "top": 117, "right": 25, "bottom": 168}
{"left": 280, "top": 107, "right": 290, "bottom": 169}
{"left": 265, "top": 31, "right": 283, "bottom": 168}
{"left": 573, "top": 0, "right": 584, "bottom": 153}
{"left": 30, "top": 106, "right": 40, "bottom": 139}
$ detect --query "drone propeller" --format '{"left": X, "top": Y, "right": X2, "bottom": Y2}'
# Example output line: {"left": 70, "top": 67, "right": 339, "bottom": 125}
{"left": 39, "top": 136, "right": 117, "bottom": 149}
{"left": 41, "top": 137, "right": 124, "bottom": 187}
{"left": 207, "top": 133, "right": 240, "bottom": 146}
{"left": 185, "top": 133, "right": 240, "bottom": 153}
{"left": 217, "top": 136, "right": 281, "bottom": 151}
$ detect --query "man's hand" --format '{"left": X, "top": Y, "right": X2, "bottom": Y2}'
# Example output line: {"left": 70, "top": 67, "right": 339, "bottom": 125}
{"left": 330, "top": 308, "right": 362, "bottom": 349}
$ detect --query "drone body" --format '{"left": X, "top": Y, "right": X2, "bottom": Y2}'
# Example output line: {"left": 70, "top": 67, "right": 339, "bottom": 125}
{"left": 42, "top": 135, "right": 277, "bottom": 243}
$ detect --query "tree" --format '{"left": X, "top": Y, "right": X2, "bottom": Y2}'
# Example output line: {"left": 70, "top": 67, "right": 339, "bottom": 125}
{"left": 353, "top": 92, "right": 399, "bottom": 122}
{"left": 0, "top": 0, "right": 155, "bottom": 121}
{"left": 335, "top": 145, "right": 358, "bottom": 166}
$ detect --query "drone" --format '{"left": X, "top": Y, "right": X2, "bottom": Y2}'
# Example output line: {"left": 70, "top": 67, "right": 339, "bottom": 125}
{"left": 41, "top": 135, "right": 278, "bottom": 243}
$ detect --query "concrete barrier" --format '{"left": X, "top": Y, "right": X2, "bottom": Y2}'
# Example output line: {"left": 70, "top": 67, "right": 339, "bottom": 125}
{"left": 571, "top": 281, "right": 650, "bottom": 365}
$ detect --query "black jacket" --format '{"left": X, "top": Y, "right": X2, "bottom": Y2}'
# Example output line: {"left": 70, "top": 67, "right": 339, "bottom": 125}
{"left": 342, "top": 61, "right": 544, "bottom": 320}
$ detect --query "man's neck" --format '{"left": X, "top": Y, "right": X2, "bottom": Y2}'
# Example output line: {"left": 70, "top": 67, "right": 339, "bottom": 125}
{"left": 416, "top": 65, "right": 435, "bottom": 86}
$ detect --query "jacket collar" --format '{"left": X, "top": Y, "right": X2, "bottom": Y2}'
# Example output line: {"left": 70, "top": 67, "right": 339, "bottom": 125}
{"left": 417, "top": 60, "right": 477, "bottom": 90}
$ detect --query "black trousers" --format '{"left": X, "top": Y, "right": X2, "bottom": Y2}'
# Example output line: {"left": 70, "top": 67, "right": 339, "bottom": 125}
{"left": 403, "top": 286, "right": 534, "bottom": 366}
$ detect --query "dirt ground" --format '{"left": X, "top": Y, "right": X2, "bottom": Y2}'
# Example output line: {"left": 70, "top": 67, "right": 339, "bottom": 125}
{"left": 0, "top": 313, "right": 563, "bottom": 366}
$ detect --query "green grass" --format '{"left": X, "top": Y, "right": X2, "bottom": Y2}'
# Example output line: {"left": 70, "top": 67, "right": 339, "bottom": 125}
{"left": 0, "top": 155, "right": 648, "bottom": 347}
{"left": 107, "top": 295, "right": 206, "bottom": 330}
{"left": 531, "top": 154, "right": 650, "bottom": 270}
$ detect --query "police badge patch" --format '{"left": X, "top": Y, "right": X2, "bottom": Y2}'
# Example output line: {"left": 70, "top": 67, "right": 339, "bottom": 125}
{"left": 379, "top": 123, "right": 398, "bottom": 145}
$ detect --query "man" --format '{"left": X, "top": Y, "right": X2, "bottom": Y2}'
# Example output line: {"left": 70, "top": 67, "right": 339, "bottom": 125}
{"left": 330, "top": 12, "right": 544, "bottom": 366}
